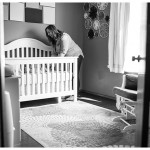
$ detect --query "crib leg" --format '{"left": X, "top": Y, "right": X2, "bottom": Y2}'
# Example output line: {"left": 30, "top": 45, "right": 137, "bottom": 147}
{"left": 74, "top": 94, "right": 77, "bottom": 102}
{"left": 58, "top": 96, "right": 62, "bottom": 103}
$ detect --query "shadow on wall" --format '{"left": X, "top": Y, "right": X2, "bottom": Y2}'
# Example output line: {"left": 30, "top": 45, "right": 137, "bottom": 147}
{"left": 4, "top": 21, "right": 49, "bottom": 45}
{"left": 25, "top": 30, "right": 49, "bottom": 45}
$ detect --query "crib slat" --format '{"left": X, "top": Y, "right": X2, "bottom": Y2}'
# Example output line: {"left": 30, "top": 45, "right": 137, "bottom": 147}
{"left": 26, "top": 64, "right": 30, "bottom": 95}
{"left": 32, "top": 64, "right": 35, "bottom": 95}
{"left": 8, "top": 50, "right": 10, "bottom": 58}
{"left": 52, "top": 63, "right": 54, "bottom": 93}
{"left": 65, "top": 63, "right": 67, "bottom": 91}
{"left": 47, "top": 63, "right": 50, "bottom": 93}
{"left": 61, "top": 63, "right": 63, "bottom": 92}
{"left": 69, "top": 63, "right": 72, "bottom": 91}
{"left": 21, "top": 48, "right": 24, "bottom": 58}
{"left": 37, "top": 64, "right": 40, "bottom": 94}
{"left": 12, "top": 49, "right": 14, "bottom": 58}
{"left": 35, "top": 48, "right": 37, "bottom": 57}
{"left": 31, "top": 48, "right": 33, "bottom": 57}
{"left": 17, "top": 48, "right": 19, "bottom": 58}
{"left": 21, "top": 64, "right": 25, "bottom": 96}
{"left": 9, "top": 50, "right": 11, "bottom": 58}
{"left": 73, "top": 59, "right": 78, "bottom": 102}
{"left": 42, "top": 63, "right": 45, "bottom": 94}
{"left": 56, "top": 63, "right": 59, "bottom": 92}
{"left": 26, "top": 47, "right": 28, "bottom": 58}
{"left": 15, "top": 65, "right": 19, "bottom": 76}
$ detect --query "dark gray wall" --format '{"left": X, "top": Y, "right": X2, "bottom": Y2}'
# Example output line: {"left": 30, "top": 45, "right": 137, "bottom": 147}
{"left": 4, "top": 21, "right": 48, "bottom": 45}
{"left": 82, "top": 3, "right": 122, "bottom": 99}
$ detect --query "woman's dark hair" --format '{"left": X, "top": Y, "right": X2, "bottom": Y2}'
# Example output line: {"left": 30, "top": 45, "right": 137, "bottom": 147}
{"left": 45, "top": 25, "right": 63, "bottom": 46}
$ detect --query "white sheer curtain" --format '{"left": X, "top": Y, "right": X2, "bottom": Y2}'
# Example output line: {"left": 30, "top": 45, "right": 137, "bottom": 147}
{"left": 108, "top": 3, "right": 130, "bottom": 73}
{"left": 123, "top": 3, "right": 147, "bottom": 73}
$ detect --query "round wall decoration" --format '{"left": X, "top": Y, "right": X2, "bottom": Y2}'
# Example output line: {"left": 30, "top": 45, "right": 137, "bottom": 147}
{"left": 83, "top": 3, "right": 109, "bottom": 39}
{"left": 98, "top": 11, "right": 105, "bottom": 20}
{"left": 93, "top": 19, "right": 100, "bottom": 31}
{"left": 94, "top": 30, "right": 99, "bottom": 37}
{"left": 97, "top": 3, "right": 108, "bottom": 10}
{"left": 89, "top": 5, "right": 98, "bottom": 20}
{"left": 105, "top": 15, "right": 110, "bottom": 22}
{"left": 84, "top": 12, "right": 89, "bottom": 19}
{"left": 99, "top": 23, "right": 109, "bottom": 38}
{"left": 85, "top": 18, "right": 92, "bottom": 29}
{"left": 83, "top": 3, "right": 90, "bottom": 12}
{"left": 88, "top": 29, "right": 95, "bottom": 39}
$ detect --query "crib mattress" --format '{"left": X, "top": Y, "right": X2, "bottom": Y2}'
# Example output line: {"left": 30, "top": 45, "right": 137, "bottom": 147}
{"left": 19, "top": 71, "right": 71, "bottom": 85}
{"left": 19, "top": 71, "right": 73, "bottom": 96}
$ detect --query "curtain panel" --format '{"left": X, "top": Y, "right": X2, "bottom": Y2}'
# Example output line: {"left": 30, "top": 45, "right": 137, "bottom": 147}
{"left": 108, "top": 3, "right": 130, "bottom": 73}
{"left": 123, "top": 3, "right": 147, "bottom": 74}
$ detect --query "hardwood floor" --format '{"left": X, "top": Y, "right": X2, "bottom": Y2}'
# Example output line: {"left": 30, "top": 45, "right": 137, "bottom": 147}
{"left": 19, "top": 91, "right": 117, "bottom": 147}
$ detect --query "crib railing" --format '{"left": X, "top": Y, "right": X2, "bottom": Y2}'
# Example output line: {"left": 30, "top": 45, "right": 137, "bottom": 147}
{"left": 5, "top": 57, "right": 78, "bottom": 102}
{"left": 5, "top": 38, "right": 53, "bottom": 58}
{"left": 5, "top": 47, "right": 52, "bottom": 58}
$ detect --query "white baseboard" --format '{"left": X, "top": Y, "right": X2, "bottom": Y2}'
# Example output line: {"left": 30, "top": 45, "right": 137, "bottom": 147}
{"left": 80, "top": 89, "right": 116, "bottom": 101}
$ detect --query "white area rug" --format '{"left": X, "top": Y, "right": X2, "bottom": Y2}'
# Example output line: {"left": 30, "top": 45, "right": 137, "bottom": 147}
{"left": 20, "top": 101, "right": 135, "bottom": 147}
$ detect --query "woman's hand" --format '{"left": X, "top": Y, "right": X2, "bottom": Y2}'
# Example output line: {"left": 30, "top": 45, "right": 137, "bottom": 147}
{"left": 51, "top": 51, "right": 58, "bottom": 57}
{"left": 58, "top": 53, "right": 65, "bottom": 57}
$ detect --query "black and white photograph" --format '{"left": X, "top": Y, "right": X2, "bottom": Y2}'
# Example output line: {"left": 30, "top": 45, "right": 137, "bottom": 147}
{"left": 0, "top": 0, "right": 150, "bottom": 148}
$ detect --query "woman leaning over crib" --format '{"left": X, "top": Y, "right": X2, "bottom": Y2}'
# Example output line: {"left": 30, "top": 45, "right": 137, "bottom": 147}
{"left": 45, "top": 24, "right": 84, "bottom": 99}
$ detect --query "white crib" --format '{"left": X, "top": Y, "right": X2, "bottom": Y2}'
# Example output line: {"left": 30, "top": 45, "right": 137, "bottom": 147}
{"left": 5, "top": 38, "right": 78, "bottom": 103}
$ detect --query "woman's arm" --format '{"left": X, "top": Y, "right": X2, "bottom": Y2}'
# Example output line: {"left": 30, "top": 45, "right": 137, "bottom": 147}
{"left": 58, "top": 34, "right": 69, "bottom": 57}
{"left": 51, "top": 46, "right": 58, "bottom": 56}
